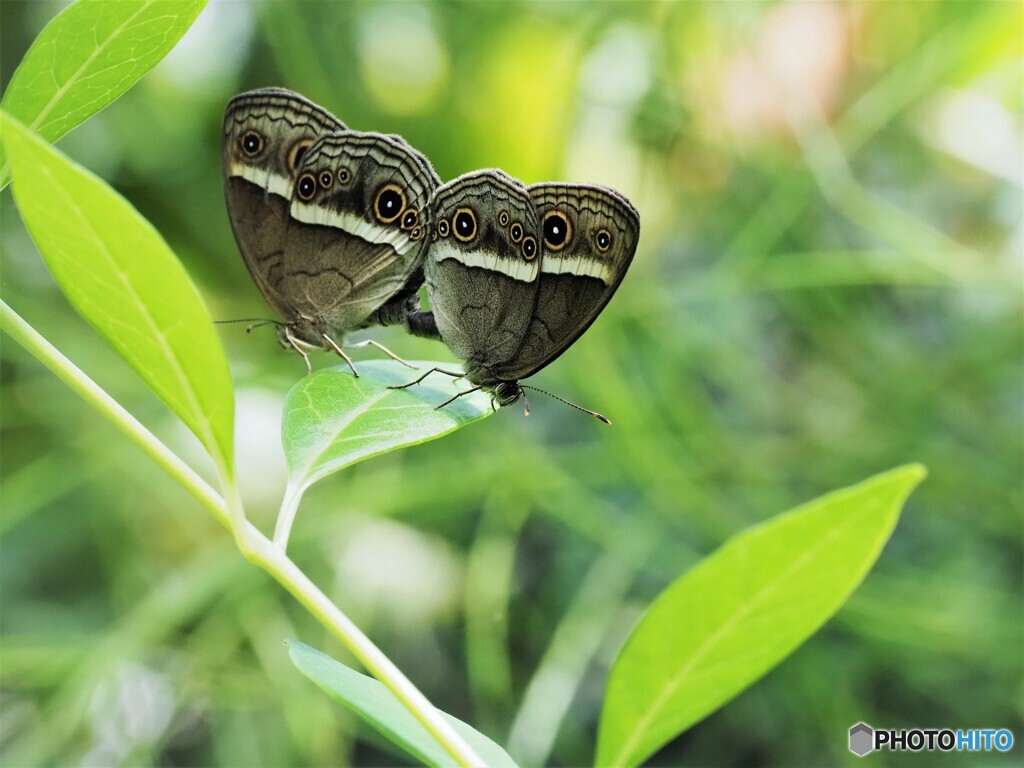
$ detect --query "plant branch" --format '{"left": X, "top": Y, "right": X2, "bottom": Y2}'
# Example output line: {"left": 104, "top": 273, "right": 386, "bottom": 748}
{"left": 0, "top": 298, "right": 484, "bottom": 768}
{"left": 237, "top": 522, "right": 485, "bottom": 767}
{"left": 0, "top": 298, "right": 230, "bottom": 529}
{"left": 273, "top": 482, "right": 304, "bottom": 550}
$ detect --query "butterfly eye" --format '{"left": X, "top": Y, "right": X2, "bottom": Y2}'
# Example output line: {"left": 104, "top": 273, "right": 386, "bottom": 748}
{"left": 401, "top": 209, "right": 419, "bottom": 230}
{"left": 543, "top": 211, "right": 572, "bottom": 251}
{"left": 595, "top": 228, "right": 612, "bottom": 252}
{"left": 510, "top": 222, "right": 523, "bottom": 243}
{"left": 375, "top": 184, "right": 406, "bottom": 224}
{"left": 522, "top": 236, "right": 537, "bottom": 260}
{"left": 287, "top": 138, "right": 313, "bottom": 170}
{"left": 319, "top": 171, "right": 333, "bottom": 189}
{"left": 438, "top": 219, "right": 450, "bottom": 237}
{"left": 454, "top": 208, "right": 477, "bottom": 242}
{"left": 499, "top": 211, "right": 509, "bottom": 227}
{"left": 296, "top": 173, "right": 317, "bottom": 201}
{"left": 337, "top": 167, "right": 351, "bottom": 184}
{"left": 241, "top": 131, "right": 263, "bottom": 156}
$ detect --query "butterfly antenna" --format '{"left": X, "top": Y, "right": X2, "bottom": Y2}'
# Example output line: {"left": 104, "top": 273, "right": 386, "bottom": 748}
{"left": 214, "top": 318, "right": 283, "bottom": 334}
{"left": 520, "top": 385, "right": 611, "bottom": 425}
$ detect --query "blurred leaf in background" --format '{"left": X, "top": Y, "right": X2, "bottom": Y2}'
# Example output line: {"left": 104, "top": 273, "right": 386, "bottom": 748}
{"left": 0, "top": 0, "right": 207, "bottom": 187}
{"left": 1, "top": 1, "right": 1020, "bottom": 766}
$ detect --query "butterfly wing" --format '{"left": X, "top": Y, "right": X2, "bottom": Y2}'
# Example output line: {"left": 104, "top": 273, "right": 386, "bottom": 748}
{"left": 221, "top": 88, "right": 346, "bottom": 320}
{"left": 423, "top": 170, "right": 543, "bottom": 384}
{"left": 495, "top": 183, "right": 640, "bottom": 380}
{"left": 281, "top": 131, "right": 440, "bottom": 340}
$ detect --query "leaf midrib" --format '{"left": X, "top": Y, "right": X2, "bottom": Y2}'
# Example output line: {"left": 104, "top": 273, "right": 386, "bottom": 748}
{"left": 36, "top": 154, "right": 223, "bottom": 469}
{"left": 291, "top": 386, "right": 392, "bottom": 489}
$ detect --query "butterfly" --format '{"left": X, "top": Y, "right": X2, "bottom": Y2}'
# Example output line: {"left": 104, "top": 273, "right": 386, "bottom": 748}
{"left": 222, "top": 88, "right": 439, "bottom": 373}
{"left": 395, "top": 169, "right": 640, "bottom": 422}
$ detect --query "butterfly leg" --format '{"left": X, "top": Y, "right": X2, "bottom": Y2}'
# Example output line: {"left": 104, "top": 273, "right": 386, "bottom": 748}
{"left": 387, "top": 367, "right": 463, "bottom": 390}
{"left": 435, "top": 386, "right": 483, "bottom": 411}
{"left": 283, "top": 329, "right": 314, "bottom": 374}
{"left": 345, "top": 338, "right": 417, "bottom": 369}
{"left": 321, "top": 333, "right": 359, "bottom": 378}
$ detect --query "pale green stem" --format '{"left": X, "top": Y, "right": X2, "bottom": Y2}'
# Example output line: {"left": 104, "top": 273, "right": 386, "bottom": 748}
{"left": 273, "top": 482, "right": 305, "bottom": 550}
{"left": 236, "top": 524, "right": 485, "bottom": 767}
{"left": 0, "top": 298, "right": 485, "bottom": 768}
{"left": 0, "top": 298, "right": 230, "bottom": 529}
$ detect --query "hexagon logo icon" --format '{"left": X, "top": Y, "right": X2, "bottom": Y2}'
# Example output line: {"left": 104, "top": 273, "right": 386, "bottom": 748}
{"left": 849, "top": 722, "right": 875, "bottom": 757}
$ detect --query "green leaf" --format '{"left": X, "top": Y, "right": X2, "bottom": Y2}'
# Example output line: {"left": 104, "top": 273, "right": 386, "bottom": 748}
{"left": 596, "top": 464, "right": 927, "bottom": 768}
{"left": 0, "top": 0, "right": 206, "bottom": 188}
{"left": 1, "top": 112, "right": 234, "bottom": 479}
{"left": 282, "top": 361, "right": 492, "bottom": 497}
{"left": 287, "top": 640, "right": 519, "bottom": 768}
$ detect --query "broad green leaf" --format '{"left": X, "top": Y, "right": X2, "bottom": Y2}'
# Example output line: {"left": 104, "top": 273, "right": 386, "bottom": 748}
{"left": 0, "top": 0, "right": 206, "bottom": 188}
{"left": 287, "top": 640, "right": 519, "bottom": 768}
{"left": 1, "top": 112, "right": 234, "bottom": 479}
{"left": 282, "top": 361, "right": 492, "bottom": 497}
{"left": 596, "top": 464, "right": 927, "bottom": 768}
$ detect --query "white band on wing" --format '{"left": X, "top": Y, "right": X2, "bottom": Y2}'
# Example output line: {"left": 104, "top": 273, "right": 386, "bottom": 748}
{"left": 227, "top": 163, "right": 292, "bottom": 198}
{"left": 540, "top": 253, "right": 614, "bottom": 285}
{"left": 432, "top": 242, "right": 538, "bottom": 282}
{"left": 290, "top": 201, "right": 414, "bottom": 255}
{"left": 228, "top": 164, "right": 416, "bottom": 256}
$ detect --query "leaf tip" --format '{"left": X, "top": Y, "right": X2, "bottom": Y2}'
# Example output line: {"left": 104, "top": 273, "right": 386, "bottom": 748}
{"left": 904, "top": 462, "right": 928, "bottom": 482}
{"left": 882, "top": 462, "right": 928, "bottom": 498}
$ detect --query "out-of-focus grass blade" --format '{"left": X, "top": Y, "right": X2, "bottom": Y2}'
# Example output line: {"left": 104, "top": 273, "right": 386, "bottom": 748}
{"left": 596, "top": 464, "right": 927, "bottom": 768}
{"left": 0, "top": 0, "right": 207, "bottom": 188}
{"left": 1, "top": 112, "right": 234, "bottom": 479}
{"left": 685, "top": 250, "right": 955, "bottom": 303}
{"left": 287, "top": 640, "right": 519, "bottom": 768}
{"left": 282, "top": 361, "right": 492, "bottom": 500}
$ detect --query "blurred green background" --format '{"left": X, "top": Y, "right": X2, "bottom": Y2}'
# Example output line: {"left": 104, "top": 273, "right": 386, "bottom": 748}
{"left": 1, "top": 0, "right": 1021, "bottom": 765}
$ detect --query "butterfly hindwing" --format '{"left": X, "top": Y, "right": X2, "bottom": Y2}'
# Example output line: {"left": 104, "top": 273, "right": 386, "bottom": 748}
{"left": 221, "top": 88, "right": 346, "bottom": 320}
{"left": 494, "top": 183, "right": 640, "bottom": 380}
{"left": 280, "top": 131, "right": 439, "bottom": 343}
{"left": 424, "top": 169, "right": 542, "bottom": 381}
